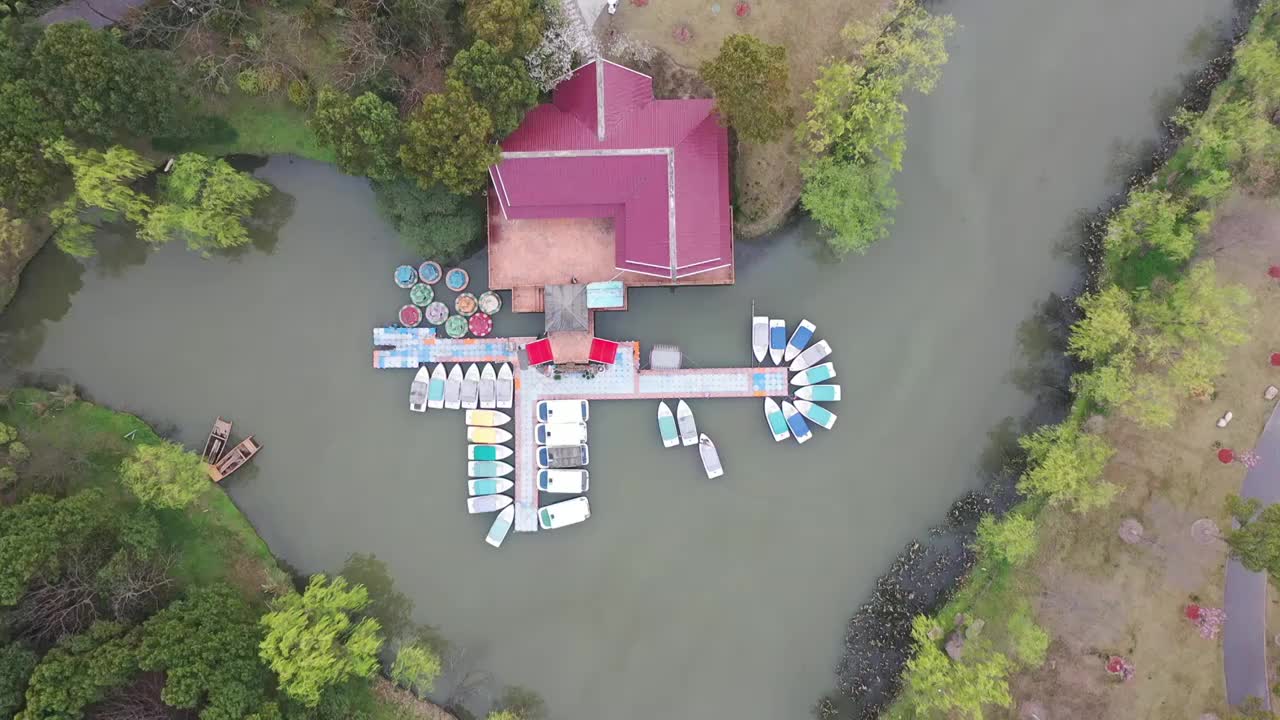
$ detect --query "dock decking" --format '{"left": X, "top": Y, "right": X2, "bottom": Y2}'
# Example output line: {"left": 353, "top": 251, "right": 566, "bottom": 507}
{"left": 373, "top": 333, "right": 787, "bottom": 533}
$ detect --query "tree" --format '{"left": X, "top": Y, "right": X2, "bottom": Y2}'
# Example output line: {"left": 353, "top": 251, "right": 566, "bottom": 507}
{"left": 17, "top": 621, "right": 140, "bottom": 720}
{"left": 0, "top": 489, "right": 115, "bottom": 605}
{"left": 799, "top": 156, "right": 897, "bottom": 255}
{"left": 524, "top": 3, "right": 575, "bottom": 92}
{"left": 0, "top": 644, "right": 37, "bottom": 719}
{"left": 400, "top": 82, "right": 501, "bottom": 194}
{"left": 138, "top": 584, "right": 269, "bottom": 720}
{"left": 1016, "top": 423, "right": 1116, "bottom": 513}
{"left": 338, "top": 553, "right": 414, "bottom": 641}
{"left": 31, "top": 21, "right": 179, "bottom": 139}
{"left": 973, "top": 513, "right": 1038, "bottom": 566}
{"left": 142, "top": 153, "right": 271, "bottom": 252}
{"left": 1068, "top": 285, "right": 1134, "bottom": 363}
{"left": 901, "top": 616, "right": 1012, "bottom": 720}
{"left": 1225, "top": 495, "right": 1280, "bottom": 584}
{"left": 45, "top": 139, "right": 153, "bottom": 258}
{"left": 0, "top": 78, "right": 63, "bottom": 212}
{"left": 1104, "top": 188, "right": 1205, "bottom": 268}
{"left": 448, "top": 40, "right": 540, "bottom": 137}
{"left": 390, "top": 643, "right": 442, "bottom": 698}
{"left": 309, "top": 89, "right": 403, "bottom": 181}
{"left": 259, "top": 574, "right": 384, "bottom": 707}
{"left": 464, "top": 0, "right": 544, "bottom": 57}
{"left": 1006, "top": 606, "right": 1049, "bottom": 668}
{"left": 1236, "top": 35, "right": 1280, "bottom": 109}
{"left": 373, "top": 177, "right": 484, "bottom": 261}
{"left": 700, "top": 34, "right": 792, "bottom": 143}
{"left": 119, "top": 441, "right": 208, "bottom": 510}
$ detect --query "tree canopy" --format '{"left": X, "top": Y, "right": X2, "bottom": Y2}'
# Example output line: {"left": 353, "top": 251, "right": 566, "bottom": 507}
{"left": 700, "top": 34, "right": 793, "bottom": 144}
{"left": 1226, "top": 496, "right": 1280, "bottom": 584}
{"left": 464, "top": 0, "right": 544, "bottom": 57}
{"left": 1016, "top": 423, "right": 1116, "bottom": 513}
{"left": 45, "top": 139, "right": 153, "bottom": 257}
{"left": 901, "top": 616, "right": 1012, "bottom": 720}
{"left": 16, "top": 621, "right": 140, "bottom": 720}
{"left": 310, "top": 88, "right": 403, "bottom": 182}
{"left": 448, "top": 40, "right": 540, "bottom": 137}
{"left": 0, "top": 644, "right": 37, "bottom": 720}
{"left": 0, "top": 489, "right": 115, "bottom": 606}
{"left": 372, "top": 177, "right": 484, "bottom": 261}
{"left": 798, "top": 155, "right": 897, "bottom": 255}
{"left": 119, "top": 441, "right": 209, "bottom": 510}
{"left": 258, "top": 575, "right": 384, "bottom": 707}
{"left": 973, "top": 513, "right": 1038, "bottom": 566}
{"left": 142, "top": 153, "right": 271, "bottom": 252}
{"left": 400, "top": 82, "right": 500, "bottom": 194}
{"left": 390, "top": 643, "right": 442, "bottom": 698}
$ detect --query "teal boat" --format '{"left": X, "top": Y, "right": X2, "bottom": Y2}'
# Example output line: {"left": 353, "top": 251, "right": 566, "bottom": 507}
{"left": 794, "top": 399, "right": 837, "bottom": 430}
{"left": 763, "top": 397, "right": 790, "bottom": 442}
{"left": 795, "top": 384, "right": 841, "bottom": 402}
{"left": 657, "top": 401, "right": 679, "bottom": 448}
{"left": 468, "top": 444, "right": 513, "bottom": 461}
{"left": 485, "top": 505, "right": 515, "bottom": 548}
{"left": 468, "top": 460, "right": 513, "bottom": 477}
{"left": 427, "top": 364, "right": 447, "bottom": 409}
{"left": 468, "top": 478, "right": 514, "bottom": 495}
{"left": 790, "top": 362, "right": 836, "bottom": 386}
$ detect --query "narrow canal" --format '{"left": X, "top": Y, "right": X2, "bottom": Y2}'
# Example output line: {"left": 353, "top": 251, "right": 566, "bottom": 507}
{"left": 0, "top": 0, "right": 1238, "bottom": 716}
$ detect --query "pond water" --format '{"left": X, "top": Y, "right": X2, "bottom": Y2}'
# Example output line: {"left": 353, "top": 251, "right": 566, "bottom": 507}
{"left": 0, "top": 0, "right": 1239, "bottom": 716}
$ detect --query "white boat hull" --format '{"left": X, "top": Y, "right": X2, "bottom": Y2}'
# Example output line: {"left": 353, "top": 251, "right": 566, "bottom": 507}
{"left": 790, "top": 362, "right": 836, "bottom": 386}
{"left": 469, "top": 478, "right": 514, "bottom": 495}
{"left": 699, "top": 433, "right": 723, "bottom": 479}
{"left": 496, "top": 364, "right": 514, "bottom": 409}
{"left": 768, "top": 319, "right": 786, "bottom": 365}
{"left": 444, "top": 365, "right": 463, "bottom": 409}
{"left": 468, "top": 461, "right": 514, "bottom": 477}
{"left": 468, "top": 444, "right": 513, "bottom": 461}
{"left": 795, "top": 384, "right": 841, "bottom": 402}
{"left": 467, "top": 427, "right": 513, "bottom": 444}
{"left": 409, "top": 366, "right": 430, "bottom": 413}
{"left": 467, "top": 494, "right": 513, "bottom": 514}
{"left": 539, "top": 496, "right": 591, "bottom": 529}
{"left": 479, "top": 363, "right": 497, "bottom": 409}
{"left": 460, "top": 365, "right": 481, "bottom": 409}
{"left": 751, "top": 316, "right": 768, "bottom": 363}
{"left": 676, "top": 400, "right": 698, "bottom": 446}
{"left": 427, "top": 364, "right": 447, "bottom": 409}
{"left": 783, "top": 319, "right": 816, "bottom": 362}
{"left": 789, "top": 340, "right": 832, "bottom": 372}
{"left": 764, "top": 397, "right": 790, "bottom": 442}
{"left": 794, "top": 399, "right": 837, "bottom": 430}
{"left": 657, "top": 401, "right": 679, "bottom": 448}
{"left": 465, "top": 410, "right": 511, "bottom": 427}
{"left": 485, "top": 506, "right": 515, "bottom": 547}
{"left": 781, "top": 400, "right": 813, "bottom": 444}
{"left": 538, "top": 469, "right": 590, "bottom": 493}
{"left": 537, "top": 399, "right": 590, "bottom": 422}
{"left": 536, "top": 422, "right": 589, "bottom": 446}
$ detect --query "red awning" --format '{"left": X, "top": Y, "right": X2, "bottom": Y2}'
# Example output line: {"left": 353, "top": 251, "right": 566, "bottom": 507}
{"left": 589, "top": 337, "right": 620, "bottom": 364}
{"left": 526, "top": 338, "right": 554, "bottom": 366}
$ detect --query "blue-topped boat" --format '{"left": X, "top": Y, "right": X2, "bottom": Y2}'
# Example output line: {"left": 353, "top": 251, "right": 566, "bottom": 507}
{"left": 781, "top": 400, "right": 812, "bottom": 444}
{"left": 784, "top": 319, "right": 815, "bottom": 362}
{"left": 769, "top": 319, "right": 786, "bottom": 365}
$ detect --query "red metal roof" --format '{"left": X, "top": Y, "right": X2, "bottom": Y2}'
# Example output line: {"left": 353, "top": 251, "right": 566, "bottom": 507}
{"left": 526, "top": 338, "right": 554, "bottom": 366}
{"left": 588, "top": 337, "right": 620, "bottom": 364}
{"left": 490, "top": 60, "right": 733, "bottom": 279}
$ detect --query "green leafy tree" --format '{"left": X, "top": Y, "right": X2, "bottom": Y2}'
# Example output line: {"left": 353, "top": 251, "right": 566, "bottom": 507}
{"left": 0, "top": 421, "right": 16, "bottom": 444}
{"left": 0, "top": 489, "right": 114, "bottom": 605}
{"left": 1236, "top": 35, "right": 1280, "bottom": 109}
{"left": 7, "top": 440, "right": 28, "bottom": 462}
{"left": 799, "top": 157, "right": 897, "bottom": 255}
{"left": 400, "top": 82, "right": 500, "bottom": 194}
{"left": 973, "top": 513, "right": 1038, "bottom": 566}
{"left": 1068, "top": 286, "right": 1135, "bottom": 363}
{"left": 119, "top": 441, "right": 208, "bottom": 510}
{"left": 139, "top": 585, "right": 269, "bottom": 720}
{"left": 0, "top": 78, "right": 63, "bottom": 211}
{"left": 338, "top": 553, "right": 414, "bottom": 641}
{"left": 390, "top": 643, "right": 442, "bottom": 698}
{"left": 700, "top": 34, "right": 793, "bottom": 143}
{"left": 259, "top": 574, "right": 384, "bottom": 707}
{"left": 31, "top": 21, "right": 179, "bottom": 139}
{"left": 448, "top": 40, "right": 540, "bottom": 137}
{"left": 0, "top": 644, "right": 37, "bottom": 719}
{"left": 901, "top": 616, "right": 1012, "bottom": 720}
{"left": 45, "top": 139, "right": 153, "bottom": 257}
{"left": 464, "top": 0, "right": 544, "bottom": 57}
{"left": 142, "top": 153, "right": 271, "bottom": 252}
{"left": 1016, "top": 423, "right": 1116, "bottom": 513}
{"left": 1104, "top": 188, "right": 1205, "bottom": 268}
{"left": 372, "top": 177, "right": 484, "bottom": 261}
{"left": 1225, "top": 495, "right": 1280, "bottom": 583}
{"left": 1006, "top": 605, "right": 1049, "bottom": 668}
{"left": 310, "top": 89, "right": 403, "bottom": 181}
{"left": 17, "top": 621, "right": 140, "bottom": 720}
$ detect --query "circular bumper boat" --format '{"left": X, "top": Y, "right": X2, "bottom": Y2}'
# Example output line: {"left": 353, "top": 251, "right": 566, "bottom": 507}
{"left": 424, "top": 301, "right": 449, "bottom": 326}
{"left": 445, "top": 268, "right": 470, "bottom": 292}
{"left": 399, "top": 304, "right": 422, "bottom": 327}
{"left": 409, "top": 283, "right": 434, "bottom": 306}
{"left": 445, "top": 314, "right": 469, "bottom": 338}
{"left": 394, "top": 265, "right": 417, "bottom": 289}
{"left": 455, "top": 292, "right": 478, "bottom": 317}
{"left": 418, "top": 261, "right": 442, "bottom": 284}
{"left": 478, "top": 291, "right": 503, "bottom": 315}
{"left": 469, "top": 312, "right": 493, "bottom": 337}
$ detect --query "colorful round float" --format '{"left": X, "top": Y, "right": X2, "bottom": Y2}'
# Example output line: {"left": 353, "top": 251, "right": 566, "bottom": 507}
{"left": 398, "top": 304, "right": 422, "bottom": 327}
{"left": 444, "top": 314, "right": 469, "bottom": 338}
{"left": 394, "top": 265, "right": 417, "bottom": 289}
{"left": 455, "top": 292, "right": 478, "bottom": 317}
{"left": 469, "top": 312, "right": 493, "bottom": 337}
{"left": 418, "top": 261, "right": 442, "bottom": 284}
{"left": 424, "top": 301, "right": 449, "bottom": 326}
{"left": 445, "top": 268, "right": 470, "bottom": 292}
{"left": 409, "top": 283, "right": 434, "bottom": 306}
{"left": 478, "top": 291, "right": 503, "bottom": 315}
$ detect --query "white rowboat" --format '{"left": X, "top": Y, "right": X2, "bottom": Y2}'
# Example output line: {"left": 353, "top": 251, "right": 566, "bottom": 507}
{"left": 460, "top": 364, "right": 480, "bottom": 409}
{"left": 791, "top": 362, "right": 836, "bottom": 386}
{"left": 751, "top": 315, "right": 768, "bottom": 363}
{"left": 763, "top": 397, "right": 790, "bottom": 442}
{"left": 795, "top": 384, "right": 841, "bottom": 402}
{"left": 479, "top": 363, "right": 497, "bottom": 409}
{"left": 467, "top": 427, "right": 512, "bottom": 444}
{"left": 409, "top": 366, "right": 429, "bottom": 413}
{"left": 468, "top": 460, "right": 513, "bottom": 477}
{"left": 794, "top": 399, "right": 837, "bottom": 430}
{"left": 769, "top": 319, "right": 786, "bottom": 365}
{"left": 467, "top": 494, "right": 512, "bottom": 514}
{"left": 427, "top": 364, "right": 447, "bottom": 409}
{"left": 783, "top": 319, "right": 816, "bottom": 362}
{"left": 496, "top": 363, "right": 514, "bottom": 409}
{"left": 789, "top": 340, "right": 832, "bottom": 372}
{"left": 539, "top": 496, "right": 590, "bottom": 529}
{"left": 465, "top": 409, "right": 511, "bottom": 427}
{"left": 699, "top": 433, "right": 723, "bottom": 479}
{"left": 444, "top": 365, "right": 463, "bottom": 410}
{"left": 468, "top": 477, "right": 513, "bottom": 495}
{"left": 485, "top": 506, "right": 515, "bottom": 548}
{"left": 657, "top": 401, "right": 679, "bottom": 448}
{"left": 468, "top": 444, "right": 513, "bottom": 461}
{"left": 676, "top": 400, "right": 698, "bottom": 446}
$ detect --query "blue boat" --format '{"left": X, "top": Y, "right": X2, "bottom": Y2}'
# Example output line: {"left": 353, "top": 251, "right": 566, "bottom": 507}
{"left": 781, "top": 400, "right": 812, "bottom": 444}
{"left": 783, "top": 319, "right": 816, "bottom": 363}
{"left": 769, "top": 319, "right": 786, "bottom": 365}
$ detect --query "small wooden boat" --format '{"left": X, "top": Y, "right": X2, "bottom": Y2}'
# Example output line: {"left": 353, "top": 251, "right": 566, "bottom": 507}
{"left": 789, "top": 339, "right": 832, "bottom": 372}
{"left": 427, "top": 364, "right": 447, "bottom": 409}
{"left": 751, "top": 315, "right": 768, "bottom": 363}
{"left": 657, "top": 401, "right": 679, "bottom": 448}
{"left": 465, "top": 409, "right": 510, "bottom": 427}
{"left": 537, "top": 444, "right": 589, "bottom": 468}
{"left": 698, "top": 433, "right": 723, "bottom": 479}
{"left": 468, "top": 460, "right": 513, "bottom": 477}
{"left": 538, "top": 468, "right": 589, "bottom": 493}
{"left": 676, "top": 400, "right": 698, "bottom": 446}
{"left": 467, "top": 494, "right": 512, "bottom": 514}
{"left": 468, "top": 427, "right": 512, "bottom": 444}
{"left": 536, "top": 422, "right": 588, "bottom": 446}
{"left": 783, "top": 319, "right": 816, "bottom": 362}
{"left": 444, "top": 365, "right": 463, "bottom": 410}
{"left": 791, "top": 362, "right": 836, "bottom": 386}
{"left": 460, "top": 364, "right": 481, "bottom": 410}
{"left": 781, "top": 400, "right": 812, "bottom": 444}
{"left": 409, "top": 366, "right": 430, "bottom": 413}
{"left": 469, "top": 477, "right": 514, "bottom": 495}
{"left": 538, "top": 496, "right": 590, "bottom": 529}
{"left": 468, "top": 444, "right": 513, "bottom": 461}
{"left": 769, "top": 319, "right": 786, "bottom": 365}
{"left": 795, "top": 384, "right": 841, "bottom": 402}
{"left": 202, "top": 417, "right": 232, "bottom": 463}
{"left": 485, "top": 505, "right": 515, "bottom": 548}
{"left": 479, "top": 363, "right": 497, "bottom": 409}
{"left": 496, "top": 364, "right": 514, "bottom": 409}
{"left": 794, "top": 399, "right": 837, "bottom": 430}
{"left": 763, "top": 398, "right": 790, "bottom": 442}
{"left": 537, "top": 399, "right": 589, "bottom": 422}
{"left": 206, "top": 436, "right": 262, "bottom": 482}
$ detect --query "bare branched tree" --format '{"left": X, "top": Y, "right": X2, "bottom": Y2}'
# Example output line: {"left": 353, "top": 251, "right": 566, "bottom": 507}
{"left": 12, "top": 554, "right": 102, "bottom": 645}
{"left": 91, "top": 672, "right": 194, "bottom": 720}
{"left": 102, "top": 553, "right": 178, "bottom": 624}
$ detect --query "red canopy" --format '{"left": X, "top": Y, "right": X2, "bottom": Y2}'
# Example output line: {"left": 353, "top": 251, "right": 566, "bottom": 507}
{"left": 589, "top": 337, "right": 620, "bottom": 365}
{"left": 526, "top": 338, "right": 554, "bottom": 366}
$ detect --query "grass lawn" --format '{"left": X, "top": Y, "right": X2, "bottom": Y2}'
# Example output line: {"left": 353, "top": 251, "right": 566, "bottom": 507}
{"left": 158, "top": 92, "right": 336, "bottom": 164}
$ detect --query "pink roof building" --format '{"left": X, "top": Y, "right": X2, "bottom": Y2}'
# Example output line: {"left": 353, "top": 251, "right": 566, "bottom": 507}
{"left": 488, "top": 58, "right": 734, "bottom": 283}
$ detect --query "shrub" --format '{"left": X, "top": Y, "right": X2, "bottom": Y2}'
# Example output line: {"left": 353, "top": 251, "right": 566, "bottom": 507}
{"left": 288, "top": 79, "right": 313, "bottom": 107}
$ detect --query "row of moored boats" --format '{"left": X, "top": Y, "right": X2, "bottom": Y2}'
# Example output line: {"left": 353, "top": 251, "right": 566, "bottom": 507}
{"left": 657, "top": 400, "right": 723, "bottom": 479}
{"left": 752, "top": 316, "right": 841, "bottom": 443}
{"left": 409, "top": 362, "right": 513, "bottom": 412}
